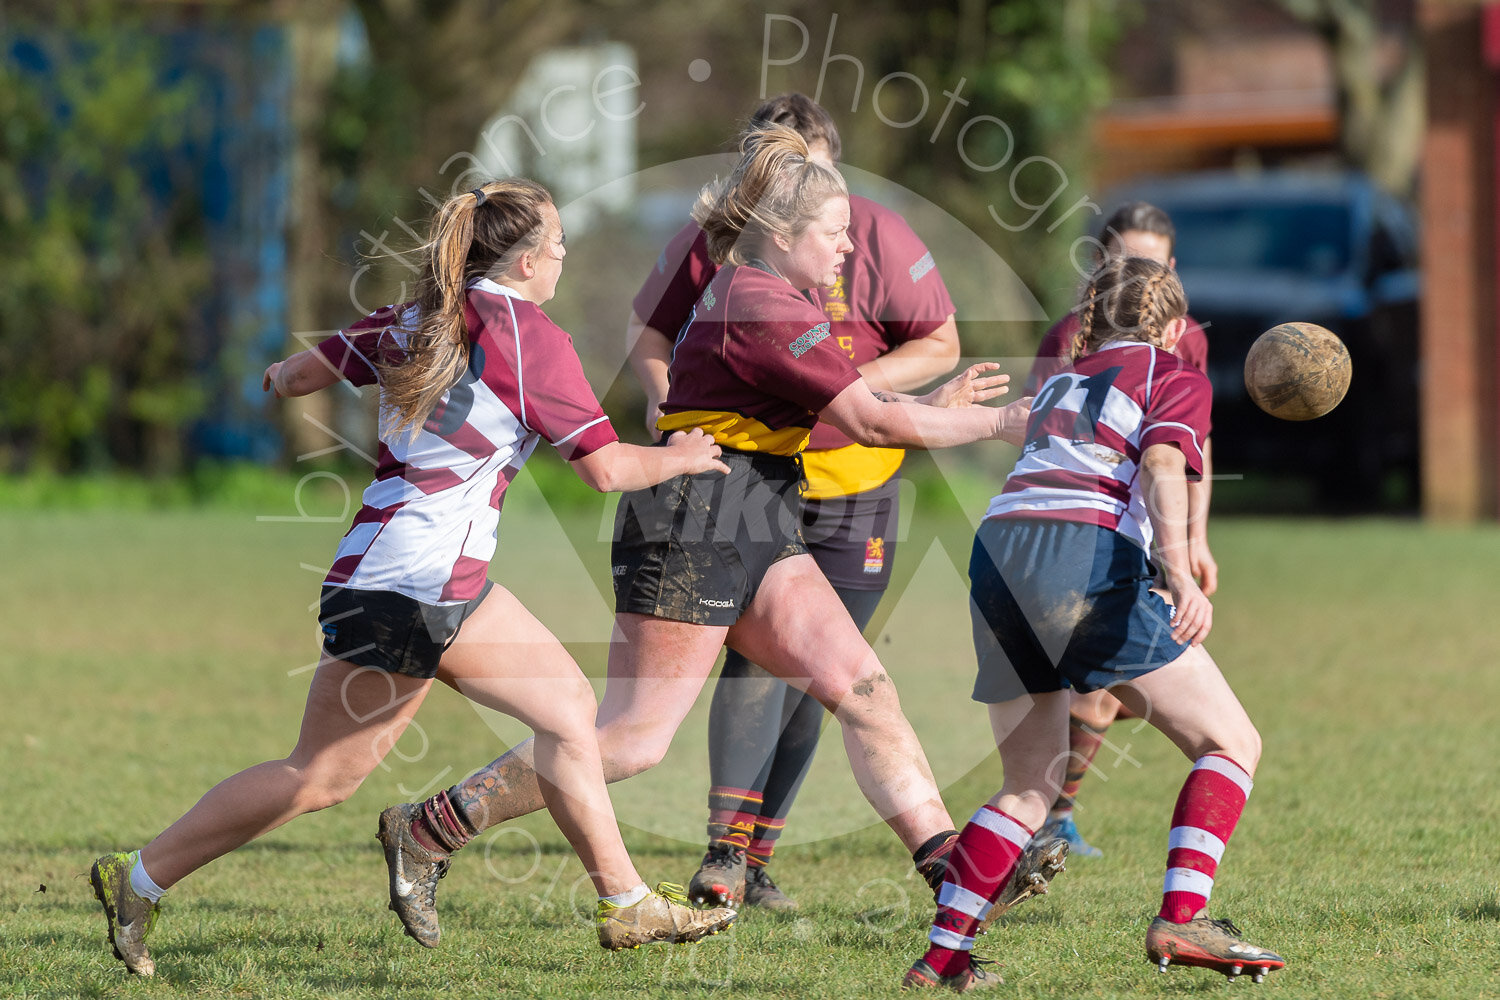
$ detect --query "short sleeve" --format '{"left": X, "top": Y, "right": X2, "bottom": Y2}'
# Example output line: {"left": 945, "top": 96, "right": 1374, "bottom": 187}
{"left": 513, "top": 311, "right": 619, "bottom": 460}
{"left": 732, "top": 318, "right": 862, "bottom": 416}
{"left": 1140, "top": 365, "right": 1212, "bottom": 478}
{"left": 313, "top": 304, "right": 413, "bottom": 387}
{"left": 865, "top": 204, "right": 955, "bottom": 342}
{"left": 632, "top": 223, "right": 717, "bottom": 340}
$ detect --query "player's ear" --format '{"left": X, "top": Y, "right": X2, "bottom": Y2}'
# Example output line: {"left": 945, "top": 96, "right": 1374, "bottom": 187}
{"left": 1160, "top": 315, "right": 1188, "bottom": 352}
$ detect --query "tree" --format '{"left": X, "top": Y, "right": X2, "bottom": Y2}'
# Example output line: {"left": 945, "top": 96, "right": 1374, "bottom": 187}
{"left": 1275, "top": 0, "right": 1424, "bottom": 196}
{"left": 0, "top": 2, "right": 212, "bottom": 472}
{"left": 817, "top": 0, "right": 1129, "bottom": 332}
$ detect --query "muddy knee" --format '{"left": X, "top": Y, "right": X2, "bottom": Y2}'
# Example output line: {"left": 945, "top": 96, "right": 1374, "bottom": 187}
{"left": 830, "top": 669, "right": 905, "bottom": 725}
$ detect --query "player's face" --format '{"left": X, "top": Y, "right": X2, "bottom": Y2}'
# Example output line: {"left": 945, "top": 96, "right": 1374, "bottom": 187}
{"left": 782, "top": 196, "right": 853, "bottom": 290}
{"left": 531, "top": 202, "right": 567, "bottom": 303}
{"left": 1108, "top": 229, "right": 1174, "bottom": 268}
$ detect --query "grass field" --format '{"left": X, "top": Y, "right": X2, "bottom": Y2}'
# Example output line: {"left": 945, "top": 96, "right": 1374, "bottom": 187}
{"left": 3, "top": 466, "right": 1500, "bottom": 998}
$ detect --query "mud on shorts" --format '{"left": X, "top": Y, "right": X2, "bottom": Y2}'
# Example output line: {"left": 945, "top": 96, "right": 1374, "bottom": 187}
{"left": 611, "top": 449, "right": 807, "bottom": 626}
{"left": 800, "top": 474, "right": 901, "bottom": 592}
{"left": 317, "top": 581, "right": 494, "bottom": 679}
{"left": 967, "top": 518, "right": 1189, "bottom": 703}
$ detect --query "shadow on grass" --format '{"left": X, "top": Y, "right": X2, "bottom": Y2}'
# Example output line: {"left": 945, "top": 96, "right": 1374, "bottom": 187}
{"left": 1454, "top": 897, "right": 1500, "bottom": 922}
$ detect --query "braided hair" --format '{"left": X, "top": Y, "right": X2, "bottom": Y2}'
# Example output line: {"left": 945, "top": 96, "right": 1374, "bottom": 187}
{"left": 1069, "top": 256, "right": 1187, "bottom": 361}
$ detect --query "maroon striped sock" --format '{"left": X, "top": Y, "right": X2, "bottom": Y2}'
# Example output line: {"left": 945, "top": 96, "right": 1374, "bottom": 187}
{"left": 1158, "top": 754, "right": 1251, "bottom": 922}
{"left": 922, "top": 806, "right": 1032, "bottom": 978}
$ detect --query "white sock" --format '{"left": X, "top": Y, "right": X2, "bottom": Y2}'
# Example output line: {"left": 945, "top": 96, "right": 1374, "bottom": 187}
{"left": 129, "top": 853, "right": 166, "bottom": 903}
{"left": 601, "top": 883, "right": 650, "bottom": 908}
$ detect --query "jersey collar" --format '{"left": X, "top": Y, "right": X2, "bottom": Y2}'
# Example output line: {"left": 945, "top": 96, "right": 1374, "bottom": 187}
{"left": 467, "top": 276, "right": 526, "bottom": 299}
{"left": 1096, "top": 339, "right": 1149, "bottom": 354}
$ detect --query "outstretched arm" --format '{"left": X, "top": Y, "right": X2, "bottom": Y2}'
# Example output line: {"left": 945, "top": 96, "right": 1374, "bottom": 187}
{"left": 818, "top": 371, "right": 1030, "bottom": 451}
{"left": 569, "top": 429, "right": 728, "bottom": 494}
{"left": 263, "top": 349, "right": 343, "bottom": 398}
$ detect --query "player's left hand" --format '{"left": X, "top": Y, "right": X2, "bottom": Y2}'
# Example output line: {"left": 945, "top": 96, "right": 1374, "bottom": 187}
{"left": 1190, "top": 542, "right": 1218, "bottom": 597}
{"left": 995, "top": 396, "right": 1033, "bottom": 446}
{"left": 921, "top": 362, "right": 1010, "bottom": 408}
{"left": 1165, "top": 572, "right": 1212, "bottom": 645}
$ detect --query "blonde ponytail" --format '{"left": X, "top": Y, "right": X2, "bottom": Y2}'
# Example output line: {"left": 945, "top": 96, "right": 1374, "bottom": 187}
{"left": 378, "top": 178, "right": 553, "bottom": 439}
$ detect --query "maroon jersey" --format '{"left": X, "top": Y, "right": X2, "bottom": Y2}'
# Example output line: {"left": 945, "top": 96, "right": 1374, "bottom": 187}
{"left": 1025, "top": 311, "right": 1209, "bottom": 396}
{"left": 313, "top": 279, "right": 617, "bottom": 603}
{"left": 990, "top": 340, "right": 1211, "bottom": 552}
{"left": 656, "top": 264, "right": 862, "bottom": 455}
{"left": 634, "top": 194, "right": 956, "bottom": 453}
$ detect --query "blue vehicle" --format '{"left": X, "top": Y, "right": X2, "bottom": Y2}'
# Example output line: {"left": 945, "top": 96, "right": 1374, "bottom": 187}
{"left": 1106, "top": 170, "right": 1420, "bottom": 509}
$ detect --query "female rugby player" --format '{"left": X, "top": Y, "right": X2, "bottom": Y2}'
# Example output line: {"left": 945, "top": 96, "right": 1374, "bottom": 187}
{"left": 89, "top": 179, "right": 734, "bottom": 977}
{"left": 903, "top": 256, "right": 1282, "bottom": 991}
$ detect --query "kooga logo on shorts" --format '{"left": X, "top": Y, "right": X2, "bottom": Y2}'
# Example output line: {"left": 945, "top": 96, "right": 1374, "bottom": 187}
{"left": 699, "top": 598, "right": 735, "bottom": 608}
{"left": 788, "top": 323, "right": 831, "bottom": 358}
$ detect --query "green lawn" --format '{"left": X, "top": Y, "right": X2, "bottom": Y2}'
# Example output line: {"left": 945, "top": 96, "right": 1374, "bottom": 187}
{"left": 3, "top": 469, "right": 1499, "bottom": 998}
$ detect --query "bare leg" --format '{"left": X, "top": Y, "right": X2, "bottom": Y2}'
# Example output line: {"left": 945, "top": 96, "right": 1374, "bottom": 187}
{"left": 1068, "top": 687, "right": 1123, "bottom": 730}
{"left": 1109, "top": 644, "right": 1261, "bottom": 777}
{"left": 727, "top": 554, "right": 953, "bottom": 853}
{"left": 1047, "top": 688, "right": 1124, "bottom": 850}
{"left": 447, "top": 613, "right": 727, "bottom": 836}
{"left": 984, "top": 691, "right": 1072, "bottom": 827}
{"left": 436, "top": 586, "right": 640, "bottom": 896}
{"left": 142, "top": 659, "right": 431, "bottom": 887}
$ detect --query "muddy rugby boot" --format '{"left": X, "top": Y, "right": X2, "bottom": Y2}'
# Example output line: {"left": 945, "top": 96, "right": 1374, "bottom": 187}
{"left": 742, "top": 864, "right": 797, "bottom": 911}
{"left": 901, "top": 955, "right": 1003, "bottom": 992}
{"left": 688, "top": 842, "right": 747, "bottom": 907}
{"left": 974, "top": 835, "right": 1068, "bottom": 934}
{"left": 596, "top": 882, "right": 736, "bottom": 950}
{"left": 1146, "top": 913, "right": 1285, "bottom": 982}
{"left": 377, "top": 803, "right": 451, "bottom": 947}
{"left": 90, "top": 851, "right": 159, "bottom": 976}
{"left": 1038, "top": 814, "right": 1102, "bottom": 859}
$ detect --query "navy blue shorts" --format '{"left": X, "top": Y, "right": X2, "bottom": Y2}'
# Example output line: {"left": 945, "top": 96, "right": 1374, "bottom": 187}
{"left": 318, "top": 582, "right": 493, "bottom": 679}
{"left": 968, "top": 518, "right": 1189, "bottom": 703}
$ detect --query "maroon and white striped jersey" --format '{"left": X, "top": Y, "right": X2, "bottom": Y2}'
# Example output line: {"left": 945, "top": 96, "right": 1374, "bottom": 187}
{"left": 312, "top": 278, "right": 618, "bottom": 604}
{"left": 985, "top": 340, "right": 1210, "bottom": 552}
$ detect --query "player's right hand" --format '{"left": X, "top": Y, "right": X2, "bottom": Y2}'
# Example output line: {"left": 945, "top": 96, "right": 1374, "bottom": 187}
{"left": 262, "top": 362, "right": 284, "bottom": 397}
{"left": 644, "top": 395, "right": 665, "bottom": 442}
{"left": 665, "top": 428, "right": 729, "bottom": 475}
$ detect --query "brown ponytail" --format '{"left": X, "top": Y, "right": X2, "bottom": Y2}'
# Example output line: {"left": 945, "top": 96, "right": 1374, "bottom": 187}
{"left": 378, "top": 178, "right": 553, "bottom": 439}
{"left": 1070, "top": 256, "right": 1186, "bottom": 358}
{"left": 692, "top": 123, "right": 847, "bottom": 266}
